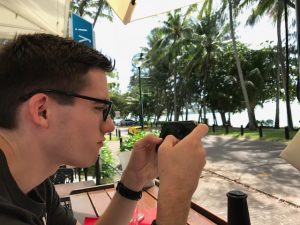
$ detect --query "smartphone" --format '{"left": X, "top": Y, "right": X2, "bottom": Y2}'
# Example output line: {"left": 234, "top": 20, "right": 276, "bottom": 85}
{"left": 159, "top": 121, "right": 198, "bottom": 140}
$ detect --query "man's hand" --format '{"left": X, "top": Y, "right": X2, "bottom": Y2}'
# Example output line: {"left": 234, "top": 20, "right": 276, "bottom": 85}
{"left": 121, "top": 134, "right": 162, "bottom": 191}
{"left": 158, "top": 124, "right": 208, "bottom": 197}
{"left": 156, "top": 124, "right": 208, "bottom": 225}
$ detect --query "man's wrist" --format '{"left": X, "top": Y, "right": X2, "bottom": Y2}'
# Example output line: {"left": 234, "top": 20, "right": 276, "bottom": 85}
{"left": 116, "top": 181, "right": 142, "bottom": 201}
{"left": 121, "top": 169, "right": 145, "bottom": 191}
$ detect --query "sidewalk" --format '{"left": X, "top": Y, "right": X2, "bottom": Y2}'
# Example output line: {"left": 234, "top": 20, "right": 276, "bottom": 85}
{"left": 106, "top": 132, "right": 300, "bottom": 225}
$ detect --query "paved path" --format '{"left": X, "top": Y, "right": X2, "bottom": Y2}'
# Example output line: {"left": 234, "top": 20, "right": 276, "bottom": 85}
{"left": 107, "top": 132, "right": 300, "bottom": 224}
{"left": 194, "top": 135, "right": 300, "bottom": 225}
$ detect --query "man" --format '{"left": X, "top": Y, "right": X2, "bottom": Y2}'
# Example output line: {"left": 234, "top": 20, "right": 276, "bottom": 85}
{"left": 0, "top": 33, "right": 208, "bottom": 225}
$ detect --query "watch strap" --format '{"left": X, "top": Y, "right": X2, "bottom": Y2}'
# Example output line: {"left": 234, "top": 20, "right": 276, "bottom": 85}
{"left": 116, "top": 181, "right": 142, "bottom": 201}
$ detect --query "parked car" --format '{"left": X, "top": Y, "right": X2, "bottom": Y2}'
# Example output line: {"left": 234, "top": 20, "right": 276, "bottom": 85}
{"left": 120, "top": 119, "right": 137, "bottom": 126}
{"left": 113, "top": 118, "right": 122, "bottom": 126}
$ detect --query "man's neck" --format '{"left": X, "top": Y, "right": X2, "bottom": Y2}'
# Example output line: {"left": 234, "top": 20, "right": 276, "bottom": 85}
{"left": 0, "top": 133, "right": 58, "bottom": 194}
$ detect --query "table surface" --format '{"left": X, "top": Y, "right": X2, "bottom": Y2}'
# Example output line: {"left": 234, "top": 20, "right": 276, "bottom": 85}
{"left": 54, "top": 180, "right": 96, "bottom": 198}
{"left": 70, "top": 183, "right": 227, "bottom": 225}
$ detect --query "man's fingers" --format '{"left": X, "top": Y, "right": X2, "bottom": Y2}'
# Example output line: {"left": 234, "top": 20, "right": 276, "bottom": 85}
{"left": 159, "top": 135, "right": 179, "bottom": 150}
{"left": 134, "top": 134, "right": 162, "bottom": 149}
{"left": 183, "top": 124, "right": 208, "bottom": 141}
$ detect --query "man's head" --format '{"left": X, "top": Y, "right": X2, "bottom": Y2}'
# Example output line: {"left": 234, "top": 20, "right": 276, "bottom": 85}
{"left": 0, "top": 33, "right": 114, "bottom": 129}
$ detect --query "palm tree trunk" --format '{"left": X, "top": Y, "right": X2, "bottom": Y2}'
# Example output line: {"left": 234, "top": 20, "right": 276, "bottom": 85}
{"left": 220, "top": 111, "right": 226, "bottom": 126}
{"left": 284, "top": 0, "right": 294, "bottom": 130}
{"left": 228, "top": 0, "right": 256, "bottom": 130}
{"left": 93, "top": 0, "right": 104, "bottom": 27}
{"left": 78, "top": 0, "right": 89, "bottom": 16}
{"left": 275, "top": 59, "right": 280, "bottom": 128}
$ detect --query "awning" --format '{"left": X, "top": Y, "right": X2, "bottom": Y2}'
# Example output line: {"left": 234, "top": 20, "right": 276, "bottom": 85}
{"left": 106, "top": 0, "right": 203, "bottom": 25}
{"left": 0, "top": 0, "right": 71, "bottom": 40}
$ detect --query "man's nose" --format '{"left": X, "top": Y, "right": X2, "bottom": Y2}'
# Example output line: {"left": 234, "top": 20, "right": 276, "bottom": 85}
{"left": 101, "top": 116, "right": 115, "bottom": 134}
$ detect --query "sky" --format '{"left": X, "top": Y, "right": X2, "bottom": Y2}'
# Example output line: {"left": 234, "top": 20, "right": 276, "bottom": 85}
{"left": 92, "top": 4, "right": 300, "bottom": 127}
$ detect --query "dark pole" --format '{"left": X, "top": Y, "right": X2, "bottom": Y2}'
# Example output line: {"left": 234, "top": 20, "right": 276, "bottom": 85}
{"left": 285, "top": 0, "right": 294, "bottom": 130}
{"left": 138, "top": 66, "right": 144, "bottom": 130}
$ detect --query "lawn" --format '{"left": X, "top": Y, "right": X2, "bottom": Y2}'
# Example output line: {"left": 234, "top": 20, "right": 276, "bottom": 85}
{"left": 208, "top": 126, "right": 298, "bottom": 143}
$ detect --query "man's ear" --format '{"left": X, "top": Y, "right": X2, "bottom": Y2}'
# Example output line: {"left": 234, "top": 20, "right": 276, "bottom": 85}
{"left": 27, "top": 94, "right": 50, "bottom": 128}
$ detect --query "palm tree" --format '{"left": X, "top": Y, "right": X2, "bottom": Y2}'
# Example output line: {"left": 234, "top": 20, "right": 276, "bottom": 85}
{"left": 71, "top": 0, "right": 113, "bottom": 27}
{"left": 185, "top": 4, "right": 228, "bottom": 123}
{"left": 241, "top": 0, "right": 294, "bottom": 129}
{"left": 200, "top": 0, "right": 256, "bottom": 129}
{"left": 154, "top": 9, "right": 193, "bottom": 121}
{"left": 227, "top": 0, "right": 256, "bottom": 129}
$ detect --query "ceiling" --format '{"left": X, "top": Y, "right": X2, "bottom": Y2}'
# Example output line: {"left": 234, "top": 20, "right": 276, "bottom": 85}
{"left": 0, "top": 0, "right": 71, "bottom": 40}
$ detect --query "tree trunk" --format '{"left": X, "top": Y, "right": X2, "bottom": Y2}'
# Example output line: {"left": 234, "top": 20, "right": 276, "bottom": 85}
{"left": 78, "top": 0, "right": 89, "bottom": 16}
{"left": 275, "top": 59, "right": 280, "bottom": 128}
{"left": 220, "top": 112, "right": 226, "bottom": 126}
{"left": 228, "top": 0, "right": 256, "bottom": 130}
{"left": 212, "top": 110, "right": 218, "bottom": 125}
{"left": 93, "top": 0, "right": 104, "bottom": 27}
{"left": 284, "top": 0, "right": 294, "bottom": 130}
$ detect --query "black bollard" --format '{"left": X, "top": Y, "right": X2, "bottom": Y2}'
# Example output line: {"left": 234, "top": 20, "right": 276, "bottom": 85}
{"left": 285, "top": 126, "right": 290, "bottom": 140}
{"left": 109, "top": 132, "right": 112, "bottom": 140}
{"left": 115, "top": 128, "right": 118, "bottom": 137}
{"left": 225, "top": 125, "right": 229, "bottom": 134}
{"left": 84, "top": 168, "right": 88, "bottom": 181}
{"left": 118, "top": 129, "right": 121, "bottom": 138}
{"left": 259, "top": 126, "right": 263, "bottom": 138}
{"left": 119, "top": 137, "right": 123, "bottom": 147}
{"left": 227, "top": 190, "right": 251, "bottom": 225}
{"left": 212, "top": 124, "right": 215, "bottom": 133}
{"left": 241, "top": 125, "right": 244, "bottom": 136}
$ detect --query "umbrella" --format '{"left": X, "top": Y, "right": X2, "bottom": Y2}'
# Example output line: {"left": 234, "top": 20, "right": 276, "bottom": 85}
{"left": 106, "top": 0, "right": 203, "bottom": 25}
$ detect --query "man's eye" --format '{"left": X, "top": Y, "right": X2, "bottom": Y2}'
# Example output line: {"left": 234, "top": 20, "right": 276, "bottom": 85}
{"left": 94, "top": 106, "right": 104, "bottom": 111}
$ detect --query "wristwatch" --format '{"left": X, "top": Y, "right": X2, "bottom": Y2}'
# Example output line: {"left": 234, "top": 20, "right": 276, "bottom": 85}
{"left": 116, "top": 181, "right": 142, "bottom": 201}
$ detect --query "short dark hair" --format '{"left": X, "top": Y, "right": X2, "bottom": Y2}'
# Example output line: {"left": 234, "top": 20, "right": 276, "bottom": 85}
{"left": 0, "top": 33, "right": 114, "bottom": 129}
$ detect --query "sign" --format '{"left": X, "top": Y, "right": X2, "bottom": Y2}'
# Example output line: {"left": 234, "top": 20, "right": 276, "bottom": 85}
{"left": 115, "top": 111, "right": 120, "bottom": 118}
{"left": 71, "top": 13, "right": 94, "bottom": 48}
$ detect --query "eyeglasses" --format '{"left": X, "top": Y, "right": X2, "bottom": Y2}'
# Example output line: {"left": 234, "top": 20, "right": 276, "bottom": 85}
{"left": 21, "top": 89, "right": 113, "bottom": 121}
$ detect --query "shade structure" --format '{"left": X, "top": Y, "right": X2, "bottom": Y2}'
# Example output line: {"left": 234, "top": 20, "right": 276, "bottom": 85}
{"left": 106, "top": 0, "right": 203, "bottom": 25}
{"left": 0, "top": 0, "right": 71, "bottom": 40}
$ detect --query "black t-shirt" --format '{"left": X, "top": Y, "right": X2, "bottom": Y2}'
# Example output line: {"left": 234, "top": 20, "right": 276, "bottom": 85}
{"left": 0, "top": 150, "right": 77, "bottom": 225}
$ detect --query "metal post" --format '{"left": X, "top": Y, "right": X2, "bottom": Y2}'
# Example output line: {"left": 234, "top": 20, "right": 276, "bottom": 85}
{"left": 225, "top": 125, "right": 229, "bottom": 134}
{"left": 95, "top": 155, "right": 100, "bottom": 185}
{"left": 118, "top": 129, "right": 121, "bottom": 138}
{"left": 109, "top": 132, "right": 112, "bottom": 140}
{"left": 119, "top": 137, "right": 123, "bottom": 146}
{"left": 241, "top": 125, "right": 244, "bottom": 136}
{"left": 138, "top": 66, "right": 144, "bottom": 130}
{"left": 84, "top": 168, "right": 88, "bottom": 181}
{"left": 212, "top": 124, "right": 215, "bottom": 133}
{"left": 259, "top": 126, "right": 263, "bottom": 138}
{"left": 285, "top": 126, "right": 290, "bottom": 140}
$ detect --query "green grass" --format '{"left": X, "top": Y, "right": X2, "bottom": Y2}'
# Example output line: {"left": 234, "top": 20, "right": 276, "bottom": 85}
{"left": 208, "top": 126, "right": 298, "bottom": 143}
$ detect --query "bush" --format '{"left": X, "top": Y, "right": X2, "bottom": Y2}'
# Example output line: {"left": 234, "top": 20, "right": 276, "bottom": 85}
{"left": 100, "top": 143, "right": 116, "bottom": 181}
{"left": 120, "top": 130, "right": 160, "bottom": 152}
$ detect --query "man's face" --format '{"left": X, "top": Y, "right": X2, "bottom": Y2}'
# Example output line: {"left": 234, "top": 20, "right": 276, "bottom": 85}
{"left": 51, "top": 68, "right": 115, "bottom": 167}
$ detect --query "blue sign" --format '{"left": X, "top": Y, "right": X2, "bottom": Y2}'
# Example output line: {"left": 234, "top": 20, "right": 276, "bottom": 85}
{"left": 71, "top": 13, "right": 94, "bottom": 48}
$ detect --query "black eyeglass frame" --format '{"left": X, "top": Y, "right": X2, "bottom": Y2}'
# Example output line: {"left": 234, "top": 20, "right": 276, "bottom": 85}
{"left": 21, "top": 89, "right": 112, "bottom": 121}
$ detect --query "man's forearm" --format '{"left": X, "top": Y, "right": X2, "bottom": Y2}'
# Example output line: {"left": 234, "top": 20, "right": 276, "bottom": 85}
{"left": 96, "top": 192, "right": 137, "bottom": 225}
{"left": 156, "top": 188, "right": 192, "bottom": 225}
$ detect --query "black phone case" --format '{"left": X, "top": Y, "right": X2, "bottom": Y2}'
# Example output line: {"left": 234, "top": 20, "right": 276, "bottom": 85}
{"left": 159, "top": 121, "right": 197, "bottom": 140}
